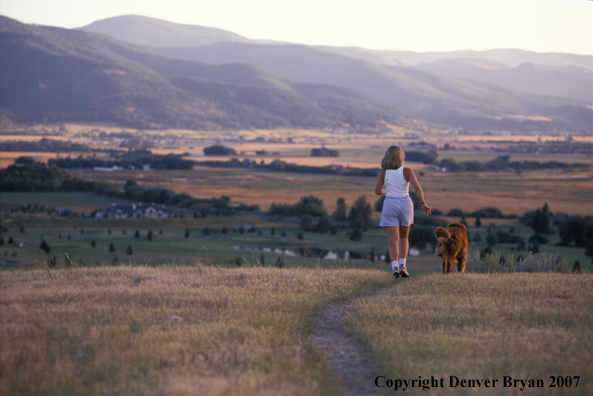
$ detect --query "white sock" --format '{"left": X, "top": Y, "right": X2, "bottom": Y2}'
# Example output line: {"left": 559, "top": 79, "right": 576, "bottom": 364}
{"left": 399, "top": 258, "right": 407, "bottom": 269}
{"left": 391, "top": 261, "right": 399, "bottom": 273}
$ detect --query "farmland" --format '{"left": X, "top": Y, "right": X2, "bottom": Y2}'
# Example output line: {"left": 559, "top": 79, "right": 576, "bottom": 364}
{"left": 1, "top": 124, "right": 592, "bottom": 270}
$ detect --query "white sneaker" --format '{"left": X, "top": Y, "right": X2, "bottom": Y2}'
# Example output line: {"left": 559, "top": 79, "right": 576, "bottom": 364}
{"left": 391, "top": 262, "right": 399, "bottom": 279}
{"left": 399, "top": 267, "right": 410, "bottom": 278}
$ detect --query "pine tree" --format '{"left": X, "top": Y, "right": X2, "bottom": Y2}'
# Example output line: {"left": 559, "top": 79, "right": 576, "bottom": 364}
{"left": 40, "top": 240, "right": 51, "bottom": 255}
{"left": 348, "top": 196, "right": 372, "bottom": 231}
{"left": 126, "top": 245, "right": 133, "bottom": 255}
{"left": 332, "top": 198, "right": 348, "bottom": 221}
{"left": 109, "top": 243, "right": 116, "bottom": 252}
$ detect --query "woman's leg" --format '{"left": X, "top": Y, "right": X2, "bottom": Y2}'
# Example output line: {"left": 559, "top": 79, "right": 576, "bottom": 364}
{"left": 398, "top": 226, "right": 411, "bottom": 277}
{"left": 386, "top": 226, "right": 400, "bottom": 263}
{"left": 398, "top": 226, "right": 410, "bottom": 259}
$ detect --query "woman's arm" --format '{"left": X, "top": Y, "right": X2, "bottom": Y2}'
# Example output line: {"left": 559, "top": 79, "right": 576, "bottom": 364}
{"left": 374, "top": 168, "right": 386, "bottom": 195}
{"left": 407, "top": 168, "right": 432, "bottom": 215}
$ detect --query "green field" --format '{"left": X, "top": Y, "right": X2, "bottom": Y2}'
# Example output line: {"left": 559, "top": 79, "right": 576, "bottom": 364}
{"left": 2, "top": 189, "right": 590, "bottom": 271}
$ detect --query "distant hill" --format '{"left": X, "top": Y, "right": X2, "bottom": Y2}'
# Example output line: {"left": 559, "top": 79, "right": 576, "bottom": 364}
{"left": 78, "top": 15, "right": 249, "bottom": 47}
{"left": 415, "top": 59, "right": 592, "bottom": 103}
{"left": 0, "top": 16, "right": 412, "bottom": 130}
{"left": 2, "top": 15, "right": 591, "bottom": 133}
{"left": 150, "top": 42, "right": 591, "bottom": 132}
{"left": 76, "top": 15, "right": 592, "bottom": 103}
{"left": 381, "top": 49, "right": 592, "bottom": 70}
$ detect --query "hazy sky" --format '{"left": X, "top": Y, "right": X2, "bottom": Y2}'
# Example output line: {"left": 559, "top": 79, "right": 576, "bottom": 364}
{"left": 1, "top": 0, "right": 591, "bottom": 54}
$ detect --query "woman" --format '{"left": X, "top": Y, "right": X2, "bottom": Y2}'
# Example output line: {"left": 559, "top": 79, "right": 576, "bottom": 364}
{"left": 375, "top": 145, "right": 432, "bottom": 278}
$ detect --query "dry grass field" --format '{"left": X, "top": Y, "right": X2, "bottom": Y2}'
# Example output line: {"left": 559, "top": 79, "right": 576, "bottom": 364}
{"left": 72, "top": 162, "right": 592, "bottom": 216}
{"left": 2, "top": 262, "right": 591, "bottom": 396}
{"left": 347, "top": 273, "right": 593, "bottom": 396}
{"left": 0, "top": 265, "right": 391, "bottom": 396}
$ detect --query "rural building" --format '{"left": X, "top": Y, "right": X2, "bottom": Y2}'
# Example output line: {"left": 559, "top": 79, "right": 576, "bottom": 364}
{"left": 96, "top": 203, "right": 173, "bottom": 219}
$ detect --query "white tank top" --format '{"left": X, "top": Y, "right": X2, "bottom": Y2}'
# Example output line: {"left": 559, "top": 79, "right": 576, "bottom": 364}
{"left": 384, "top": 167, "right": 409, "bottom": 197}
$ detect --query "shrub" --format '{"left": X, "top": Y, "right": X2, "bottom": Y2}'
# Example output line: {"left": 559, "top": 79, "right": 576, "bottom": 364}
{"left": 349, "top": 229, "right": 362, "bottom": 241}
{"left": 40, "top": 240, "right": 51, "bottom": 255}
{"left": 313, "top": 217, "right": 332, "bottom": 233}
{"left": 203, "top": 145, "right": 237, "bottom": 156}
{"left": 310, "top": 147, "right": 339, "bottom": 157}
{"left": 470, "top": 207, "right": 504, "bottom": 219}
{"left": 447, "top": 208, "right": 465, "bottom": 216}
{"left": 408, "top": 226, "right": 435, "bottom": 250}
{"left": 528, "top": 233, "right": 548, "bottom": 245}
{"left": 300, "top": 216, "right": 313, "bottom": 232}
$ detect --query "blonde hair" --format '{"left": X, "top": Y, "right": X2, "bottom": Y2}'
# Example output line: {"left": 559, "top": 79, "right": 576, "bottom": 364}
{"left": 381, "top": 145, "right": 405, "bottom": 169}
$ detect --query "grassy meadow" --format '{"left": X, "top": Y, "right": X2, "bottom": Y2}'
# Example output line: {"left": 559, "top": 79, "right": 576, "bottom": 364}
{"left": 346, "top": 273, "right": 593, "bottom": 395}
{"left": 0, "top": 265, "right": 391, "bottom": 396}
{"left": 2, "top": 265, "right": 591, "bottom": 396}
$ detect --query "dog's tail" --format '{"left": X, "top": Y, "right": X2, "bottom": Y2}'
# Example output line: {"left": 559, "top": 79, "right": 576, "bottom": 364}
{"left": 435, "top": 226, "right": 451, "bottom": 241}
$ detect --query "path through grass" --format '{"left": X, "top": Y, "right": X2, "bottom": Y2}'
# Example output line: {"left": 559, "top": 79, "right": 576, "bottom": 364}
{"left": 0, "top": 265, "right": 391, "bottom": 396}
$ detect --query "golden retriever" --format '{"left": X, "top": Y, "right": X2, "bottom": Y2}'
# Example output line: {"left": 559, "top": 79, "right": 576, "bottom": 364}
{"left": 434, "top": 223, "right": 468, "bottom": 273}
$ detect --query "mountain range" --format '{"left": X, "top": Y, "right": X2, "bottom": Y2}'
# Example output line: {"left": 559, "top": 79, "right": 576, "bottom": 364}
{"left": 1, "top": 15, "right": 590, "bottom": 133}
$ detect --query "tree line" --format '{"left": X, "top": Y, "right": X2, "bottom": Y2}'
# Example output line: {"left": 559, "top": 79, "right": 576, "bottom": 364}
{"left": 48, "top": 150, "right": 194, "bottom": 170}
{"left": 0, "top": 160, "right": 257, "bottom": 215}
{"left": 0, "top": 138, "right": 90, "bottom": 152}
{"left": 436, "top": 155, "right": 589, "bottom": 172}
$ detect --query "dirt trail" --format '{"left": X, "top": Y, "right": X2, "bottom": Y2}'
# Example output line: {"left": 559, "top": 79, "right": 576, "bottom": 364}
{"left": 310, "top": 286, "right": 395, "bottom": 396}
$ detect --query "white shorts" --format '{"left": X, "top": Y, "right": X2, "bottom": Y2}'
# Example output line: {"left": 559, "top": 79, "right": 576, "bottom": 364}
{"left": 380, "top": 196, "right": 414, "bottom": 227}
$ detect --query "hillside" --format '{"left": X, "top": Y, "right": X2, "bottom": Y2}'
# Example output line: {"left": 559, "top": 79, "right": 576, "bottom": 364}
{"left": 78, "top": 15, "right": 249, "bottom": 47}
{"left": 151, "top": 42, "right": 591, "bottom": 132}
{"left": 2, "top": 15, "right": 591, "bottom": 132}
{"left": 416, "top": 59, "right": 592, "bottom": 102}
{"left": 382, "top": 48, "right": 592, "bottom": 70}
{"left": 0, "top": 16, "right": 412, "bottom": 130}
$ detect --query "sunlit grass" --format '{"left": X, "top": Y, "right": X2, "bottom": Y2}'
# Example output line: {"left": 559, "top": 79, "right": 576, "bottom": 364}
{"left": 346, "top": 273, "right": 593, "bottom": 396}
{"left": 0, "top": 265, "right": 391, "bottom": 396}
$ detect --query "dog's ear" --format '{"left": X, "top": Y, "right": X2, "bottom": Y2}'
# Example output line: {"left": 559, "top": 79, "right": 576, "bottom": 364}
{"left": 435, "top": 226, "right": 450, "bottom": 240}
